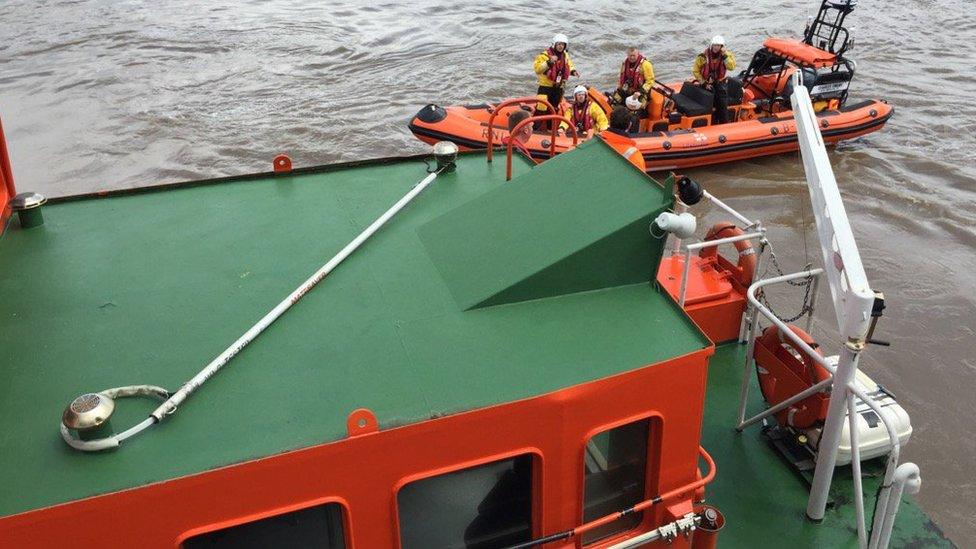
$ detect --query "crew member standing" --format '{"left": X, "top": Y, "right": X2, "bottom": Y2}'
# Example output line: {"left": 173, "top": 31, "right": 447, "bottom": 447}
{"left": 612, "top": 47, "right": 655, "bottom": 108}
{"left": 533, "top": 33, "right": 579, "bottom": 129}
{"left": 692, "top": 35, "right": 736, "bottom": 124}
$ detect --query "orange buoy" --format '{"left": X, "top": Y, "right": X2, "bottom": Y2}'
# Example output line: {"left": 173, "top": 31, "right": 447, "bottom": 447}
{"left": 699, "top": 222, "right": 757, "bottom": 287}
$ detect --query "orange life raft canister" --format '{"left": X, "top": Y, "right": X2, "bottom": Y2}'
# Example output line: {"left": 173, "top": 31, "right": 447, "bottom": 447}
{"left": 753, "top": 324, "right": 830, "bottom": 428}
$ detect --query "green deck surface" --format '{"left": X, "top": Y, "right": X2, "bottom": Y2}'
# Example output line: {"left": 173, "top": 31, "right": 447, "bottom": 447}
{"left": 0, "top": 142, "right": 950, "bottom": 547}
{"left": 0, "top": 142, "right": 707, "bottom": 517}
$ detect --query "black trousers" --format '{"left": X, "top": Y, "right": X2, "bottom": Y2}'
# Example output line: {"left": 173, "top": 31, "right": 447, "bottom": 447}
{"left": 711, "top": 80, "right": 730, "bottom": 125}
{"left": 534, "top": 85, "right": 564, "bottom": 130}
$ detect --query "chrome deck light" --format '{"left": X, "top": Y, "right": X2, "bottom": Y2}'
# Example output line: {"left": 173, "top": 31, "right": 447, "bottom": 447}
{"left": 10, "top": 191, "right": 47, "bottom": 229}
{"left": 433, "top": 141, "right": 459, "bottom": 173}
{"left": 62, "top": 392, "right": 115, "bottom": 440}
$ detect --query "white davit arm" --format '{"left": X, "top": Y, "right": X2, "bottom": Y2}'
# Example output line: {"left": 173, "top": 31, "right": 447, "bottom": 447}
{"left": 790, "top": 79, "right": 875, "bottom": 337}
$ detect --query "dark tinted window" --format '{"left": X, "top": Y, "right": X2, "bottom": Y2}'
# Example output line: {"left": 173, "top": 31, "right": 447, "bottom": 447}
{"left": 398, "top": 455, "right": 533, "bottom": 549}
{"left": 182, "top": 502, "right": 345, "bottom": 549}
{"left": 582, "top": 419, "right": 650, "bottom": 544}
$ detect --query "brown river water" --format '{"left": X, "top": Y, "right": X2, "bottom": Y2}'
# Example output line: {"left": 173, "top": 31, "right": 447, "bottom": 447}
{"left": 1, "top": 0, "right": 973, "bottom": 544}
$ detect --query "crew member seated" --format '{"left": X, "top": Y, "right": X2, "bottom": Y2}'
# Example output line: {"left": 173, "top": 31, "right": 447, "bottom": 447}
{"left": 505, "top": 109, "right": 534, "bottom": 158}
{"left": 559, "top": 85, "right": 608, "bottom": 138}
{"left": 624, "top": 95, "right": 644, "bottom": 133}
{"left": 601, "top": 106, "right": 646, "bottom": 171}
{"left": 692, "top": 35, "right": 736, "bottom": 124}
{"left": 612, "top": 47, "right": 655, "bottom": 109}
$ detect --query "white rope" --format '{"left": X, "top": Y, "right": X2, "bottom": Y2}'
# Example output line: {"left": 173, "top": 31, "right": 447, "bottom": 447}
{"left": 63, "top": 167, "right": 444, "bottom": 451}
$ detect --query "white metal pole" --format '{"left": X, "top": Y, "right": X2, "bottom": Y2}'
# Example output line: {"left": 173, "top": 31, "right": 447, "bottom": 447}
{"left": 737, "top": 377, "right": 832, "bottom": 431}
{"left": 737, "top": 268, "right": 824, "bottom": 427}
{"left": 702, "top": 190, "right": 755, "bottom": 228}
{"left": 805, "top": 273, "right": 821, "bottom": 334}
{"left": 679, "top": 246, "right": 693, "bottom": 308}
{"left": 150, "top": 169, "right": 442, "bottom": 422}
{"left": 873, "top": 463, "right": 921, "bottom": 549}
{"left": 848, "top": 392, "right": 867, "bottom": 548}
{"left": 671, "top": 201, "right": 687, "bottom": 256}
{"left": 806, "top": 342, "right": 862, "bottom": 520}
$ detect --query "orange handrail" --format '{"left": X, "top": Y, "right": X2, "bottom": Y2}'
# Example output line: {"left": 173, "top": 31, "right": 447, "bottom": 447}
{"left": 0, "top": 114, "right": 15, "bottom": 202}
{"left": 501, "top": 446, "right": 716, "bottom": 548}
{"left": 486, "top": 96, "right": 557, "bottom": 163}
{"left": 506, "top": 115, "right": 578, "bottom": 181}
{"left": 0, "top": 114, "right": 17, "bottom": 236}
{"left": 573, "top": 445, "right": 716, "bottom": 537}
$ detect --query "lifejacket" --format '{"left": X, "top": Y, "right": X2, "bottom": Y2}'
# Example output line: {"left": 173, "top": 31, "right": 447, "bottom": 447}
{"left": 570, "top": 100, "right": 593, "bottom": 133}
{"left": 545, "top": 48, "right": 571, "bottom": 85}
{"left": 619, "top": 54, "right": 646, "bottom": 91}
{"left": 701, "top": 48, "right": 727, "bottom": 83}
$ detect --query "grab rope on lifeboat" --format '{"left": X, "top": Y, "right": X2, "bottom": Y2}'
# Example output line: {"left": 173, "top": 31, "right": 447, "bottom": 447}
{"left": 753, "top": 324, "right": 830, "bottom": 428}
{"left": 698, "top": 222, "right": 757, "bottom": 287}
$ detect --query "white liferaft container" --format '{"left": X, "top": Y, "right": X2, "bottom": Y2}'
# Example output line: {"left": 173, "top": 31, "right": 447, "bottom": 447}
{"left": 807, "top": 356, "right": 913, "bottom": 465}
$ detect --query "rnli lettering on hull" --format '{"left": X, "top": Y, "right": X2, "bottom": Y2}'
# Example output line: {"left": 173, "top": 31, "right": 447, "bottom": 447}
{"left": 680, "top": 133, "right": 709, "bottom": 148}
{"left": 481, "top": 127, "right": 505, "bottom": 142}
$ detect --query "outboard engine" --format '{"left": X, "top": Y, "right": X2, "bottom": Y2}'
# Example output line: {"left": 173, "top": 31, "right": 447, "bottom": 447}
{"left": 740, "top": 0, "right": 859, "bottom": 109}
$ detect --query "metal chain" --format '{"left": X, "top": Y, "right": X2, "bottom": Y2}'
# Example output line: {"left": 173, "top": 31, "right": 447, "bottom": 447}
{"left": 755, "top": 244, "right": 816, "bottom": 324}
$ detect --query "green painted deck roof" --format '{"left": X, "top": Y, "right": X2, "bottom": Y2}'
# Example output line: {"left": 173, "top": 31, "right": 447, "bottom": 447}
{"left": 0, "top": 140, "right": 708, "bottom": 516}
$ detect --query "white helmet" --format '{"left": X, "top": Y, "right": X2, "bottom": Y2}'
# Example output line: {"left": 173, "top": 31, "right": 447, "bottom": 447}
{"left": 552, "top": 33, "right": 569, "bottom": 47}
{"left": 711, "top": 35, "right": 726, "bottom": 46}
{"left": 625, "top": 95, "right": 641, "bottom": 110}
{"left": 573, "top": 85, "right": 588, "bottom": 96}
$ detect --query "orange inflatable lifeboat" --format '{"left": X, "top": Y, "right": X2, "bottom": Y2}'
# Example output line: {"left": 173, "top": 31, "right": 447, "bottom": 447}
{"left": 410, "top": 0, "right": 891, "bottom": 171}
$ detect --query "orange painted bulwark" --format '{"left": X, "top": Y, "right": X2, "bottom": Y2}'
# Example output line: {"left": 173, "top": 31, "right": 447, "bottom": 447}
{"left": 409, "top": 95, "right": 892, "bottom": 171}
{"left": 0, "top": 348, "right": 713, "bottom": 548}
{"left": 657, "top": 255, "right": 747, "bottom": 344}
{"left": 0, "top": 115, "right": 16, "bottom": 234}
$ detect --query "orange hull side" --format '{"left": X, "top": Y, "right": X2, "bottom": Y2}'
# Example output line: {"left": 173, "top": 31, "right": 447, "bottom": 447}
{"left": 0, "top": 348, "right": 713, "bottom": 549}
{"left": 409, "top": 99, "right": 893, "bottom": 171}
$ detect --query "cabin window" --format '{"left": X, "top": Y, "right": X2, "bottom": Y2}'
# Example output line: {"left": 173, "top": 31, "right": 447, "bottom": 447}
{"left": 182, "top": 502, "right": 345, "bottom": 549}
{"left": 582, "top": 419, "right": 650, "bottom": 544}
{"left": 397, "top": 454, "right": 534, "bottom": 549}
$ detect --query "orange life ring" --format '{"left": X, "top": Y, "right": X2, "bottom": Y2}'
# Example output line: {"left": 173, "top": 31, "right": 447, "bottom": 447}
{"left": 698, "top": 222, "right": 757, "bottom": 287}
{"left": 753, "top": 324, "right": 831, "bottom": 428}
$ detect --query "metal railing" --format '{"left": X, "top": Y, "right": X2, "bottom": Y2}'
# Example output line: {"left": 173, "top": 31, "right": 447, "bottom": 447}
{"left": 485, "top": 96, "right": 557, "bottom": 163}
{"left": 736, "top": 270, "right": 917, "bottom": 548}
{"left": 667, "top": 183, "right": 916, "bottom": 548}
{"left": 677, "top": 232, "right": 763, "bottom": 308}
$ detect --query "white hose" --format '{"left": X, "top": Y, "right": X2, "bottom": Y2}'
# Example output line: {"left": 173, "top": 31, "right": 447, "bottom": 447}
{"left": 60, "top": 386, "right": 169, "bottom": 451}
{"left": 63, "top": 167, "right": 443, "bottom": 451}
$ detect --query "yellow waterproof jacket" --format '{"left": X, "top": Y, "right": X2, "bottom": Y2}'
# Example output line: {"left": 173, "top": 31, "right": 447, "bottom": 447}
{"left": 534, "top": 49, "right": 576, "bottom": 88}
{"left": 619, "top": 57, "right": 655, "bottom": 96}
{"left": 692, "top": 50, "right": 736, "bottom": 82}
{"left": 559, "top": 101, "right": 609, "bottom": 133}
